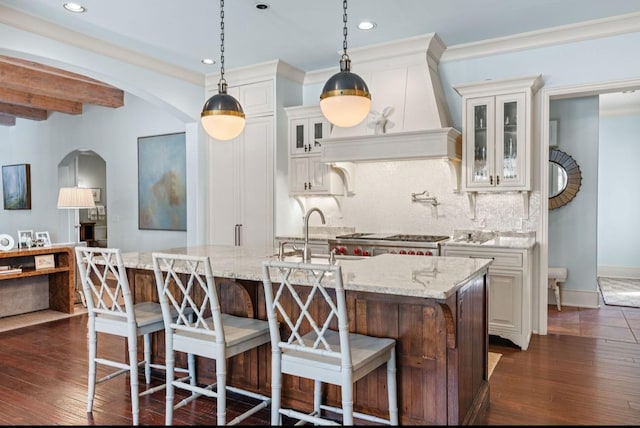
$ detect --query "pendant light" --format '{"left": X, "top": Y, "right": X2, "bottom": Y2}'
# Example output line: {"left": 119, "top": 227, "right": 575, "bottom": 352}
{"left": 320, "top": 0, "right": 371, "bottom": 128}
{"left": 201, "top": 0, "right": 245, "bottom": 141}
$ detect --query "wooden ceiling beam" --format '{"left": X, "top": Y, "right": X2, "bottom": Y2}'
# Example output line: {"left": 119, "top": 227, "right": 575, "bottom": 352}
{"left": 0, "top": 113, "right": 16, "bottom": 126}
{"left": 0, "top": 87, "right": 82, "bottom": 115}
{"left": 0, "top": 60, "right": 124, "bottom": 108}
{"left": 0, "top": 102, "right": 47, "bottom": 121}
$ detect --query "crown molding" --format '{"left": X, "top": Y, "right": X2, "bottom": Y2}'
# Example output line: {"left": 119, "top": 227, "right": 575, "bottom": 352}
{"left": 442, "top": 11, "right": 640, "bottom": 63}
{"left": 3, "top": 3, "right": 640, "bottom": 86}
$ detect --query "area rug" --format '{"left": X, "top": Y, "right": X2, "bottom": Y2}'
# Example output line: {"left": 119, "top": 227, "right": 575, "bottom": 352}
{"left": 488, "top": 351, "right": 502, "bottom": 378}
{"left": 0, "top": 304, "right": 87, "bottom": 333}
{"left": 598, "top": 277, "right": 640, "bottom": 308}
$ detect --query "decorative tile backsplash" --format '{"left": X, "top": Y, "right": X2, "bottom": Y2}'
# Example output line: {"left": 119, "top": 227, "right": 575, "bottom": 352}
{"left": 300, "top": 159, "right": 540, "bottom": 236}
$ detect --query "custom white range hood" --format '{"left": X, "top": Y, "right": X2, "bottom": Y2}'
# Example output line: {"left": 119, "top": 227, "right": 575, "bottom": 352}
{"left": 317, "top": 33, "right": 461, "bottom": 191}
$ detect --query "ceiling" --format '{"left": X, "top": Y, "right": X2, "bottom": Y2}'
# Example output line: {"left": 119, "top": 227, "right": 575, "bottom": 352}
{"left": 1, "top": 0, "right": 640, "bottom": 125}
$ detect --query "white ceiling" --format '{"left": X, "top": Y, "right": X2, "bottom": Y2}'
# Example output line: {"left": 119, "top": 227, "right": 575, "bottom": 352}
{"left": 2, "top": 0, "right": 640, "bottom": 74}
{"left": 2, "top": 0, "right": 640, "bottom": 114}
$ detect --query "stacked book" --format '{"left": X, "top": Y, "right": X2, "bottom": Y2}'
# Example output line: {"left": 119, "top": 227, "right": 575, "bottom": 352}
{"left": 0, "top": 265, "right": 22, "bottom": 274}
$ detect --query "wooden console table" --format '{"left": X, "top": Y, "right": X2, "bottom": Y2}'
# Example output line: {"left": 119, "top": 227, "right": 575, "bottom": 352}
{"left": 0, "top": 245, "right": 75, "bottom": 315}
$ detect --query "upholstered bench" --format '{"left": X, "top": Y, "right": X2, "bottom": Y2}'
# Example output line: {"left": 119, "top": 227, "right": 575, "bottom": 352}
{"left": 548, "top": 267, "right": 567, "bottom": 311}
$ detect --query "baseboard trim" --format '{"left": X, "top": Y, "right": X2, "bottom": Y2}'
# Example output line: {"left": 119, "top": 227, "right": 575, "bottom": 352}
{"left": 549, "top": 288, "right": 600, "bottom": 309}
{"left": 597, "top": 266, "right": 640, "bottom": 279}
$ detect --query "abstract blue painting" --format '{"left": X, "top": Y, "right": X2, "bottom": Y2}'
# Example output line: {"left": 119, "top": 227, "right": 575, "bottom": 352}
{"left": 137, "top": 132, "right": 187, "bottom": 231}
{"left": 2, "top": 164, "right": 31, "bottom": 210}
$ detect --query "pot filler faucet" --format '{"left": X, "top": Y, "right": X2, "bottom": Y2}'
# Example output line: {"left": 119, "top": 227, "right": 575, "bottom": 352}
{"left": 303, "top": 207, "right": 325, "bottom": 263}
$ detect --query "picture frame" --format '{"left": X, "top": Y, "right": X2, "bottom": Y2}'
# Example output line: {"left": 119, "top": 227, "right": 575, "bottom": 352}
{"left": 137, "top": 132, "right": 187, "bottom": 231}
{"left": 90, "top": 188, "right": 101, "bottom": 202}
{"left": 17, "top": 229, "right": 34, "bottom": 248}
{"left": 35, "top": 231, "right": 51, "bottom": 247}
{"left": 549, "top": 119, "right": 558, "bottom": 148}
{"left": 2, "top": 164, "right": 31, "bottom": 210}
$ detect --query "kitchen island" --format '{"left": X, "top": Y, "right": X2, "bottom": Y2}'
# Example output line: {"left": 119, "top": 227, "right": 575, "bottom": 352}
{"left": 119, "top": 245, "right": 492, "bottom": 425}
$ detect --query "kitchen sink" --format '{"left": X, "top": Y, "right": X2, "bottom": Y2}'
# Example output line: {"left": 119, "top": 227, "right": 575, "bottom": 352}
{"left": 281, "top": 255, "right": 334, "bottom": 264}
{"left": 451, "top": 230, "right": 496, "bottom": 245}
{"left": 271, "top": 253, "right": 365, "bottom": 265}
{"left": 452, "top": 236, "right": 492, "bottom": 244}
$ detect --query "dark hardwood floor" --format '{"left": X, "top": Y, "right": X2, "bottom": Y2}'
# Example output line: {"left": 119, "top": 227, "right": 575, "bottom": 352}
{"left": 0, "top": 295, "right": 638, "bottom": 425}
{"left": 483, "top": 293, "right": 640, "bottom": 425}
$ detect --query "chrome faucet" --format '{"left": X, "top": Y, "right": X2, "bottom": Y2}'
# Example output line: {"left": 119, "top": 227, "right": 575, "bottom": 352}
{"left": 303, "top": 207, "right": 325, "bottom": 263}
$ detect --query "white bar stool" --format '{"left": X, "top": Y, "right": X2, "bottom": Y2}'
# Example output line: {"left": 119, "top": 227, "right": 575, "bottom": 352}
{"left": 75, "top": 247, "right": 196, "bottom": 426}
{"left": 261, "top": 260, "right": 399, "bottom": 426}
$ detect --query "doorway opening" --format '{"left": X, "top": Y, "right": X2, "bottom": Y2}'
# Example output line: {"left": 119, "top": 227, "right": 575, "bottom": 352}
{"left": 539, "top": 78, "right": 640, "bottom": 334}
{"left": 58, "top": 150, "right": 107, "bottom": 247}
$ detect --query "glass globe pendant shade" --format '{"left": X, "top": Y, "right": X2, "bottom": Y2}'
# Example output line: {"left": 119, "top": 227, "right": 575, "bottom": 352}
{"left": 201, "top": 84, "right": 246, "bottom": 141}
{"left": 320, "top": 58, "right": 371, "bottom": 128}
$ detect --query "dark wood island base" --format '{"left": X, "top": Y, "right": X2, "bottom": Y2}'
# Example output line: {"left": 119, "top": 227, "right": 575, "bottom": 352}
{"left": 128, "top": 264, "right": 489, "bottom": 425}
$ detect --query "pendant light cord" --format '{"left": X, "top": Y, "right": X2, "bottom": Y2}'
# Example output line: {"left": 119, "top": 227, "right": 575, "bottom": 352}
{"left": 218, "top": 0, "right": 227, "bottom": 90}
{"left": 341, "top": 0, "right": 349, "bottom": 62}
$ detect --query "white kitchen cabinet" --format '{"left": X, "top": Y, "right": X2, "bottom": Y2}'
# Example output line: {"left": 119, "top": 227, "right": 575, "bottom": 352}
{"left": 453, "top": 75, "right": 543, "bottom": 193}
{"left": 289, "top": 155, "right": 343, "bottom": 194}
{"left": 286, "top": 106, "right": 330, "bottom": 156}
{"left": 208, "top": 115, "right": 274, "bottom": 247}
{"left": 225, "top": 79, "right": 273, "bottom": 117}
{"left": 286, "top": 105, "right": 343, "bottom": 196}
{"left": 442, "top": 245, "right": 533, "bottom": 350}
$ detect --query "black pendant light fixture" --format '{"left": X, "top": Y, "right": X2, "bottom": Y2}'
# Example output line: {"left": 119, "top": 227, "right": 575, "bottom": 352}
{"left": 320, "top": 0, "right": 371, "bottom": 128}
{"left": 201, "top": 0, "right": 245, "bottom": 141}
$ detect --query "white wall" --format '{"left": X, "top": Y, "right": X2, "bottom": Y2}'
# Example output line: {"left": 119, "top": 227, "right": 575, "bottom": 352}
{"left": 0, "top": 94, "right": 189, "bottom": 252}
{"left": 598, "top": 112, "right": 640, "bottom": 274}
{"left": 0, "top": 21, "right": 207, "bottom": 250}
{"left": 548, "top": 97, "right": 599, "bottom": 292}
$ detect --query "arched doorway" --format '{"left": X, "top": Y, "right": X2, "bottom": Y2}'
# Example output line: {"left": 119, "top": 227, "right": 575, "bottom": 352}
{"left": 58, "top": 150, "right": 107, "bottom": 246}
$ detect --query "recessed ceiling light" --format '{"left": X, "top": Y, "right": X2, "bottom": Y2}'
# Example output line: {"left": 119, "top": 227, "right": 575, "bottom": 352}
{"left": 63, "top": 3, "right": 87, "bottom": 13}
{"left": 255, "top": 3, "right": 269, "bottom": 10}
{"left": 358, "top": 21, "right": 376, "bottom": 30}
{"left": 201, "top": 58, "right": 215, "bottom": 65}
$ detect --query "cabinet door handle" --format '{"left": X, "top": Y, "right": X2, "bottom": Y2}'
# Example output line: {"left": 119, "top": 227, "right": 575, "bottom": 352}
{"left": 308, "top": 182, "right": 312, "bottom": 190}
{"left": 304, "top": 182, "right": 308, "bottom": 190}
{"left": 490, "top": 175, "right": 493, "bottom": 185}
{"left": 234, "top": 224, "right": 242, "bottom": 246}
{"left": 496, "top": 175, "right": 500, "bottom": 185}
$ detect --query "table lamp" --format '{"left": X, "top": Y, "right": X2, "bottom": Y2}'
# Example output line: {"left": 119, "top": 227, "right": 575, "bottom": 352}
{"left": 57, "top": 186, "right": 95, "bottom": 307}
{"left": 57, "top": 186, "right": 96, "bottom": 242}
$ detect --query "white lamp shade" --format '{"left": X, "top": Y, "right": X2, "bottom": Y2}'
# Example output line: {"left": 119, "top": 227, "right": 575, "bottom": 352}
{"left": 57, "top": 187, "right": 96, "bottom": 209}
{"left": 320, "top": 95, "right": 371, "bottom": 128}
{"left": 201, "top": 114, "right": 246, "bottom": 141}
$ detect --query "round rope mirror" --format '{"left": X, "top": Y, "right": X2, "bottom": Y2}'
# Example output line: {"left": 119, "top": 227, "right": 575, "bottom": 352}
{"left": 549, "top": 148, "right": 582, "bottom": 210}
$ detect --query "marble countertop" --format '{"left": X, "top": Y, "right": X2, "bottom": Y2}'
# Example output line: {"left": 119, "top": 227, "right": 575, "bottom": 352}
{"left": 120, "top": 245, "right": 491, "bottom": 300}
{"left": 445, "top": 230, "right": 536, "bottom": 250}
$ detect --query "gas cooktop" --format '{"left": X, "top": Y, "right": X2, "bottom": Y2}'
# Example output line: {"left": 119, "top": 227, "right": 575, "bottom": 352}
{"left": 334, "top": 233, "right": 450, "bottom": 243}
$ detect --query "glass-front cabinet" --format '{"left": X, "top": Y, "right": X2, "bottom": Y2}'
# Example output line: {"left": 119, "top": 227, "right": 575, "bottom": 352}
{"left": 285, "top": 105, "right": 343, "bottom": 195}
{"left": 454, "top": 75, "right": 543, "bottom": 193}
{"left": 288, "top": 111, "right": 330, "bottom": 156}
{"left": 466, "top": 93, "right": 526, "bottom": 189}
